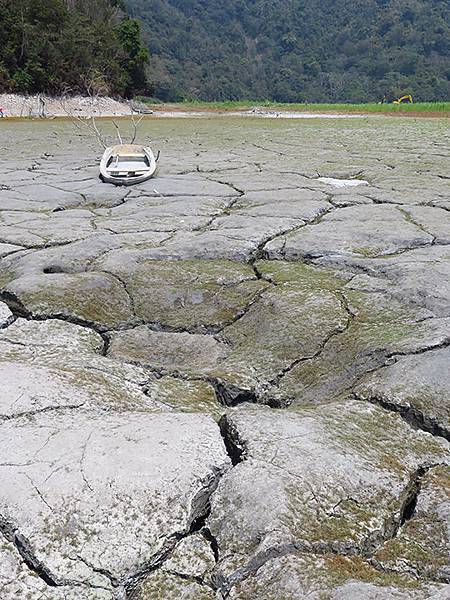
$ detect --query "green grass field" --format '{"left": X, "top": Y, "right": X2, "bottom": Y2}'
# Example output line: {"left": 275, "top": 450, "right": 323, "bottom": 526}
{"left": 143, "top": 99, "right": 450, "bottom": 114}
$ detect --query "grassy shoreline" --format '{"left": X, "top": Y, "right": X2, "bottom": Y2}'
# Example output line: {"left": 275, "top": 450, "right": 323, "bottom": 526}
{"left": 147, "top": 100, "right": 450, "bottom": 116}
{"left": 1, "top": 95, "right": 448, "bottom": 120}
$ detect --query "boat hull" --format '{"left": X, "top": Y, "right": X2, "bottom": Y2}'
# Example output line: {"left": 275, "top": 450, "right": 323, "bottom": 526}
{"left": 100, "top": 145, "right": 157, "bottom": 186}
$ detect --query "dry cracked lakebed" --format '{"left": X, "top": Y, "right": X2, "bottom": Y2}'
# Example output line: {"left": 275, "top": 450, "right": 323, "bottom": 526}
{"left": 0, "top": 116, "right": 449, "bottom": 599}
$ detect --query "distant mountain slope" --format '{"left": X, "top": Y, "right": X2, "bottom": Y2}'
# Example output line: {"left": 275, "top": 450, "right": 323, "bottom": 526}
{"left": 127, "top": 0, "right": 450, "bottom": 102}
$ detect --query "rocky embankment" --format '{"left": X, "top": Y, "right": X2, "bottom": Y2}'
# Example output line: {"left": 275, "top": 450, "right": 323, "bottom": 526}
{"left": 0, "top": 117, "right": 448, "bottom": 599}
{"left": 0, "top": 94, "right": 134, "bottom": 118}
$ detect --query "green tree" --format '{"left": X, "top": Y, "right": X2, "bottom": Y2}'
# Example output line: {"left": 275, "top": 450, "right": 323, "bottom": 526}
{"left": 0, "top": 0, "right": 150, "bottom": 96}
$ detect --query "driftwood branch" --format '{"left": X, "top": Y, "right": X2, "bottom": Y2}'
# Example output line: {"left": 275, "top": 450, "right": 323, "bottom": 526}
{"left": 111, "top": 120, "right": 123, "bottom": 145}
{"left": 56, "top": 72, "right": 148, "bottom": 151}
{"left": 58, "top": 78, "right": 108, "bottom": 149}
{"left": 90, "top": 117, "right": 107, "bottom": 149}
{"left": 131, "top": 115, "right": 144, "bottom": 144}
{"left": 59, "top": 98, "right": 107, "bottom": 149}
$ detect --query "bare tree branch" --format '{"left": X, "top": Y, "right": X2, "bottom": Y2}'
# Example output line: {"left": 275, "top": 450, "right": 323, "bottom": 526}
{"left": 56, "top": 70, "right": 148, "bottom": 151}
{"left": 111, "top": 120, "right": 123, "bottom": 145}
{"left": 90, "top": 117, "right": 107, "bottom": 149}
{"left": 130, "top": 115, "right": 144, "bottom": 144}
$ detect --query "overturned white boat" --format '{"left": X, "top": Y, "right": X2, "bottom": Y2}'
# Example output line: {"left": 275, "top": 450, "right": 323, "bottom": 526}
{"left": 100, "top": 144, "right": 157, "bottom": 186}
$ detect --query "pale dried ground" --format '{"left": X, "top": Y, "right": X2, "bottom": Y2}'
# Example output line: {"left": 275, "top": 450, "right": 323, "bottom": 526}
{"left": 0, "top": 116, "right": 449, "bottom": 599}
{"left": 0, "top": 94, "right": 133, "bottom": 118}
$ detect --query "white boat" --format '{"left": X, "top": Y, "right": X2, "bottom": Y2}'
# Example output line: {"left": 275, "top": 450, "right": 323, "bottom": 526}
{"left": 100, "top": 144, "right": 157, "bottom": 186}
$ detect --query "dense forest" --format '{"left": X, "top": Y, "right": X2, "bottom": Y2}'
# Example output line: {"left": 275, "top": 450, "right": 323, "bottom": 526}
{"left": 0, "top": 0, "right": 150, "bottom": 96}
{"left": 127, "top": 0, "right": 450, "bottom": 102}
{"left": 1, "top": 0, "right": 448, "bottom": 102}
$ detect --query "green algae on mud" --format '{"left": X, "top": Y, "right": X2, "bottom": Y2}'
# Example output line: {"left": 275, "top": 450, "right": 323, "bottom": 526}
{"left": 146, "top": 376, "right": 222, "bottom": 419}
{"left": 229, "top": 553, "right": 429, "bottom": 599}
{"left": 255, "top": 260, "right": 350, "bottom": 290}
{"left": 112, "top": 258, "right": 269, "bottom": 331}
{"left": 270, "top": 286, "right": 450, "bottom": 407}
{"left": 4, "top": 271, "right": 134, "bottom": 331}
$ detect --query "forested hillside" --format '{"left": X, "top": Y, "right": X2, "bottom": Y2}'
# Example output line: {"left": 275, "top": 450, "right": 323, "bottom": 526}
{"left": 0, "top": 0, "right": 150, "bottom": 96}
{"left": 127, "top": 0, "right": 450, "bottom": 102}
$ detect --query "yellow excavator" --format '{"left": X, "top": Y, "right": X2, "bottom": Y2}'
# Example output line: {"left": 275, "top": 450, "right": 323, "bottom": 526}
{"left": 393, "top": 95, "right": 413, "bottom": 104}
{"left": 379, "top": 94, "right": 413, "bottom": 105}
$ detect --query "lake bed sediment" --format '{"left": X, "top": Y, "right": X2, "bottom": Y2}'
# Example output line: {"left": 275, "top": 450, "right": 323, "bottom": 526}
{"left": 0, "top": 116, "right": 449, "bottom": 598}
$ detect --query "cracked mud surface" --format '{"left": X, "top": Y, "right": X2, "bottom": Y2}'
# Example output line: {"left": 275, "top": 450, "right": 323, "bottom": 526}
{"left": 0, "top": 117, "right": 449, "bottom": 598}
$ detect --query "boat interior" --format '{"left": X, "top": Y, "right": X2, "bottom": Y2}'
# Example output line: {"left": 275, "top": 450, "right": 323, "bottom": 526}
{"left": 106, "top": 154, "right": 151, "bottom": 172}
